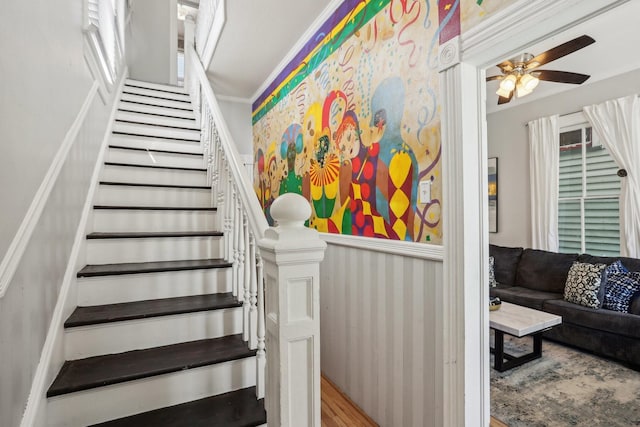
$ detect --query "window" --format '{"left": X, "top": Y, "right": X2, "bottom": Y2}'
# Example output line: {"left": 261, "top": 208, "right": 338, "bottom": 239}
{"left": 85, "top": 0, "right": 123, "bottom": 89}
{"left": 558, "top": 113, "right": 621, "bottom": 256}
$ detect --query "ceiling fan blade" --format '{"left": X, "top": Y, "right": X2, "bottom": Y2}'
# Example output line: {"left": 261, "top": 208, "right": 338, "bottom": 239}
{"left": 497, "top": 91, "right": 513, "bottom": 105}
{"left": 536, "top": 70, "right": 591, "bottom": 84}
{"left": 486, "top": 75, "right": 503, "bottom": 82}
{"left": 496, "top": 60, "right": 514, "bottom": 72}
{"left": 526, "top": 35, "right": 595, "bottom": 69}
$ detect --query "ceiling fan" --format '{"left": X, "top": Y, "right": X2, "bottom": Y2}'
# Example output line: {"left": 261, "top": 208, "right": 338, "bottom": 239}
{"left": 486, "top": 35, "right": 595, "bottom": 105}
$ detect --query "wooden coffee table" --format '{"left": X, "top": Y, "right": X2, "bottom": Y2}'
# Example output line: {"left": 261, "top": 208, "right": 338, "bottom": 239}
{"left": 490, "top": 302, "right": 562, "bottom": 372}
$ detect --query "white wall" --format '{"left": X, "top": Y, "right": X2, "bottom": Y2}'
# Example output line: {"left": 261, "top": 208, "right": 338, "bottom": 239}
{"left": 487, "top": 68, "right": 640, "bottom": 248}
{"left": 0, "top": 1, "right": 121, "bottom": 424}
{"left": 320, "top": 244, "right": 443, "bottom": 426}
{"left": 218, "top": 99, "right": 253, "bottom": 156}
{"left": 127, "top": 0, "right": 176, "bottom": 84}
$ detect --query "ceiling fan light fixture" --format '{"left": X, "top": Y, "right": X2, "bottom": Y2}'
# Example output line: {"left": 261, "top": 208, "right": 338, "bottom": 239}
{"left": 516, "top": 81, "right": 533, "bottom": 98}
{"left": 499, "top": 74, "right": 517, "bottom": 91}
{"left": 496, "top": 86, "right": 512, "bottom": 98}
{"left": 520, "top": 73, "right": 540, "bottom": 91}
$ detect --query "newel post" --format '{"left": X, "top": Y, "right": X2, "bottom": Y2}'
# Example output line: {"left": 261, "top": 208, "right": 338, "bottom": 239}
{"left": 183, "top": 14, "right": 196, "bottom": 89}
{"left": 257, "top": 193, "right": 327, "bottom": 427}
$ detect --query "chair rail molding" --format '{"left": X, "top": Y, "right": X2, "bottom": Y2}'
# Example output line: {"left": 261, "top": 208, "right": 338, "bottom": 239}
{"left": 439, "top": 0, "right": 633, "bottom": 425}
{"left": 0, "top": 82, "right": 99, "bottom": 299}
{"left": 320, "top": 233, "right": 443, "bottom": 261}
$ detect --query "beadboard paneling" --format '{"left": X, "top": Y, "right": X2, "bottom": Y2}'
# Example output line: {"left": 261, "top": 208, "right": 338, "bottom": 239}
{"left": 320, "top": 243, "right": 443, "bottom": 427}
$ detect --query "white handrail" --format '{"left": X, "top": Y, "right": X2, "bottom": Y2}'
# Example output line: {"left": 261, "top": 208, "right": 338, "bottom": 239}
{"left": 186, "top": 42, "right": 269, "bottom": 240}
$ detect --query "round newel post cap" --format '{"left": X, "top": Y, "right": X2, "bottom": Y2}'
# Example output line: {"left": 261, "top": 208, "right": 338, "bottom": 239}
{"left": 270, "top": 193, "right": 311, "bottom": 228}
{"left": 185, "top": 14, "right": 196, "bottom": 23}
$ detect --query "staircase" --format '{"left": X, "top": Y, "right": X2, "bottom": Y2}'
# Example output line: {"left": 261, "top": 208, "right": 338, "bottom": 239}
{"left": 46, "top": 79, "right": 267, "bottom": 427}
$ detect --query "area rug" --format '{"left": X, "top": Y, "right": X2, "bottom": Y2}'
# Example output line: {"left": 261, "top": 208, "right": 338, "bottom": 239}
{"left": 490, "top": 334, "right": 640, "bottom": 427}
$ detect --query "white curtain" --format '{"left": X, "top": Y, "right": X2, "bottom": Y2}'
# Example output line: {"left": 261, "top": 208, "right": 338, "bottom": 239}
{"left": 528, "top": 115, "right": 559, "bottom": 251}
{"left": 584, "top": 95, "right": 640, "bottom": 258}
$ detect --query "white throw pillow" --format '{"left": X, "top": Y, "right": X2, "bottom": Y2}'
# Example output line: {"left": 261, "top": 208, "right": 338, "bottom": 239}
{"left": 564, "top": 261, "right": 606, "bottom": 308}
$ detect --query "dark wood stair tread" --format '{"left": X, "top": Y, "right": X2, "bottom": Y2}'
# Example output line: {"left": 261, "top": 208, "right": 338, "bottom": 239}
{"left": 108, "top": 144, "right": 203, "bottom": 156}
{"left": 65, "top": 293, "right": 241, "bottom": 328}
{"left": 112, "top": 131, "right": 199, "bottom": 142}
{"left": 117, "top": 101, "right": 194, "bottom": 112}
{"left": 115, "top": 119, "right": 199, "bottom": 131}
{"left": 77, "top": 258, "right": 231, "bottom": 277}
{"left": 90, "top": 387, "right": 266, "bottom": 427}
{"left": 104, "top": 162, "right": 206, "bottom": 172}
{"left": 121, "top": 91, "right": 191, "bottom": 104}
{"left": 117, "top": 108, "right": 196, "bottom": 121}
{"left": 93, "top": 205, "right": 216, "bottom": 211}
{"left": 47, "top": 335, "right": 254, "bottom": 397}
{"left": 87, "top": 231, "right": 222, "bottom": 239}
{"left": 124, "top": 83, "right": 188, "bottom": 96}
{"left": 99, "top": 181, "right": 210, "bottom": 189}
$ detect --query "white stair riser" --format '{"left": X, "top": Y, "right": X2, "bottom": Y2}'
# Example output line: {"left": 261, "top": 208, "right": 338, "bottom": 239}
{"left": 116, "top": 110, "right": 199, "bottom": 129}
{"left": 93, "top": 210, "right": 217, "bottom": 233}
{"left": 110, "top": 134, "right": 201, "bottom": 153}
{"left": 118, "top": 101, "right": 195, "bottom": 119}
{"left": 96, "top": 185, "right": 211, "bottom": 207}
{"left": 121, "top": 93, "right": 193, "bottom": 111}
{"left": 113, "top": 121, "right": 201, "bottom": 141}
{"left": 65, "top": 308, "right": 242, "bottom": 359}
{"left": 123, "top": 86, "right": 190, "bottom": 102}
{"left": 78, "top": 268, "right": 232, "bottom": 305}
{"left": 106, "top": 147, "right": 205, "bottom": 169}
{"left": 86, "top": 236, "right": 223, "bottom": 264}
{"left": 102, "top": 164, "right": 207, "bottom": 187}
{"left": 126, "top": 79, "right": 187, "bottom": 94}
{"left": 47, "top": 357, "right": 256, "bottom": 427}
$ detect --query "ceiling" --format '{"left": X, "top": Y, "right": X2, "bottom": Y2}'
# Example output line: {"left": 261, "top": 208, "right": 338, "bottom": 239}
{"left": 206, "top": 0, "right": 329, "bottom": 100}
{"left": 485, "top": 0, "right": 640, "bottom": 114}
{"left": 203, "top": 1, "right": 640, "bottom": 107}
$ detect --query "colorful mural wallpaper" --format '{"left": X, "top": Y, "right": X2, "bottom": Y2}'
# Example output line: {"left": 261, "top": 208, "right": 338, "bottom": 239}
{"left": 460, "top": 0, "right": 515, "bottom": 33}
{"left": 252, "top": 0, "right": 511, "bottom": 244}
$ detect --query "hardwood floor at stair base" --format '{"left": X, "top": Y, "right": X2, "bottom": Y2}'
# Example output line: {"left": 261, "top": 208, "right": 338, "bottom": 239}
{"left": 65, "top": 307, "right": 243, "bottom": 359}
{"left": 78, "top": 266, "right": 231, "bottom": 305}
{"left": 47, "top": 357, "right": 256, "bottom": 427}
{"left": 106, "top": 146, "right": 205, "bottom": 168}
{"left": 101, "top": 163, "right": 207, "bottom": 187}
{"left": 86, "top": 235, "right": 223, "bottom": 264}
{"left": 93, "top": 208, "right": 217, "bottom": 233}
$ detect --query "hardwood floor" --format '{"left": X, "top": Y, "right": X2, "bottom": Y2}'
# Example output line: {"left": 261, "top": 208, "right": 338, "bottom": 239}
{"left": 321, "top": 375, "right": 509, "bottom": 426}
{"left": 321, "top": 376, "right": 377, "bottom": 426}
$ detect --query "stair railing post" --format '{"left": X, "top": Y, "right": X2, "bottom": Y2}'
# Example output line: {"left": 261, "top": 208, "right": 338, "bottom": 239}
{"left": 210, "top": 126, "right": 219, "bottom": 208}
{"left": 215, "top": 151, "right": 226, "bottom": 244}
{"left": 248, "top": 232, "right": 258, "bottom": 350}
{"left": 242, "top": 213, "right": 251, "bottom": 342}
{"left": 257, "top": 193, "right": 327, "bottom": 427}
{"left": 235, "top": 191, "right": 244, "bottom": 304}
{"left": 183, "top": 14, "right": 195, "bottom": 93}
{"left": 255, "top": 251, "right": 266, "bottom": 399}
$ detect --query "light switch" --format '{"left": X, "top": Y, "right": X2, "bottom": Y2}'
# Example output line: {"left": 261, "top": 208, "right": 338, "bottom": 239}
{"left": 419, "top": 180, "right": 431, "bottom": 204}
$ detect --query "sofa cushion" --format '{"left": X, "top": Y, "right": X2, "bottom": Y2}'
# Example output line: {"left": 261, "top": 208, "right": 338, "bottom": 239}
{"left": 489, "top": 245, "right": 523, "bottom": 286}
{"left": 515, "top": 249, "right": 579, "bottom": 293}
{"left": 629, "top": 293, "right": 640, "bottom": 315}
{"left": 578, "top": 254, "right": 640, "bottom": 272}
{"left": 489, "top": 286, "right": 562, "bottom": 310}
{"left": 543, "top": 298, "right": 640, "bottom": 339}
{"left": 564, "top": 261, "right": 606, "bottom": 308}
{"left": 602, "top": 271, "right": 640, "bottom": 312}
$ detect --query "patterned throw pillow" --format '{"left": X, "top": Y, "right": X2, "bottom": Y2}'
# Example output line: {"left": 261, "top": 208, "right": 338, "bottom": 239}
{"left": 602, "top": 271, "right": 640, "bottom": 312}
{"left": 605, "top": 260, "right": 629, "bottom": 276}
{"left": 564, "top": 261, "right": 606, "bottom": 308}
{"left": 489, "top": 256, "right": 497, "bottom": 287}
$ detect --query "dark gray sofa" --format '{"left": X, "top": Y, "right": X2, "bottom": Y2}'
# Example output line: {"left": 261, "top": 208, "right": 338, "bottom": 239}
{"left": 489, "top": 244, "right": 640, "bottom": 367}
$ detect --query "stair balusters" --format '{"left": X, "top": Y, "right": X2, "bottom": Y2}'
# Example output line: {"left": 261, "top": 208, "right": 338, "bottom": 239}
{"left": 256, "top": 252, "right": 266, "bottom": 399}
{"left": 249, "top": 233, "right": 258, "bottom": 350}
{"left": 242, "top": 213, "right": 251, "bottom": 343}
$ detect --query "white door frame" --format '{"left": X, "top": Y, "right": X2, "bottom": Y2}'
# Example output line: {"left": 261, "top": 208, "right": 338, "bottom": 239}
{"left": 438, "top": 0, "right": 630, "bottom": 425}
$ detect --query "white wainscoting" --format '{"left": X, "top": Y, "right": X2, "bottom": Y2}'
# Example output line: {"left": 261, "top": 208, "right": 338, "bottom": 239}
{"left": 319, "top": 242, "right": 443, "bottom": 427}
